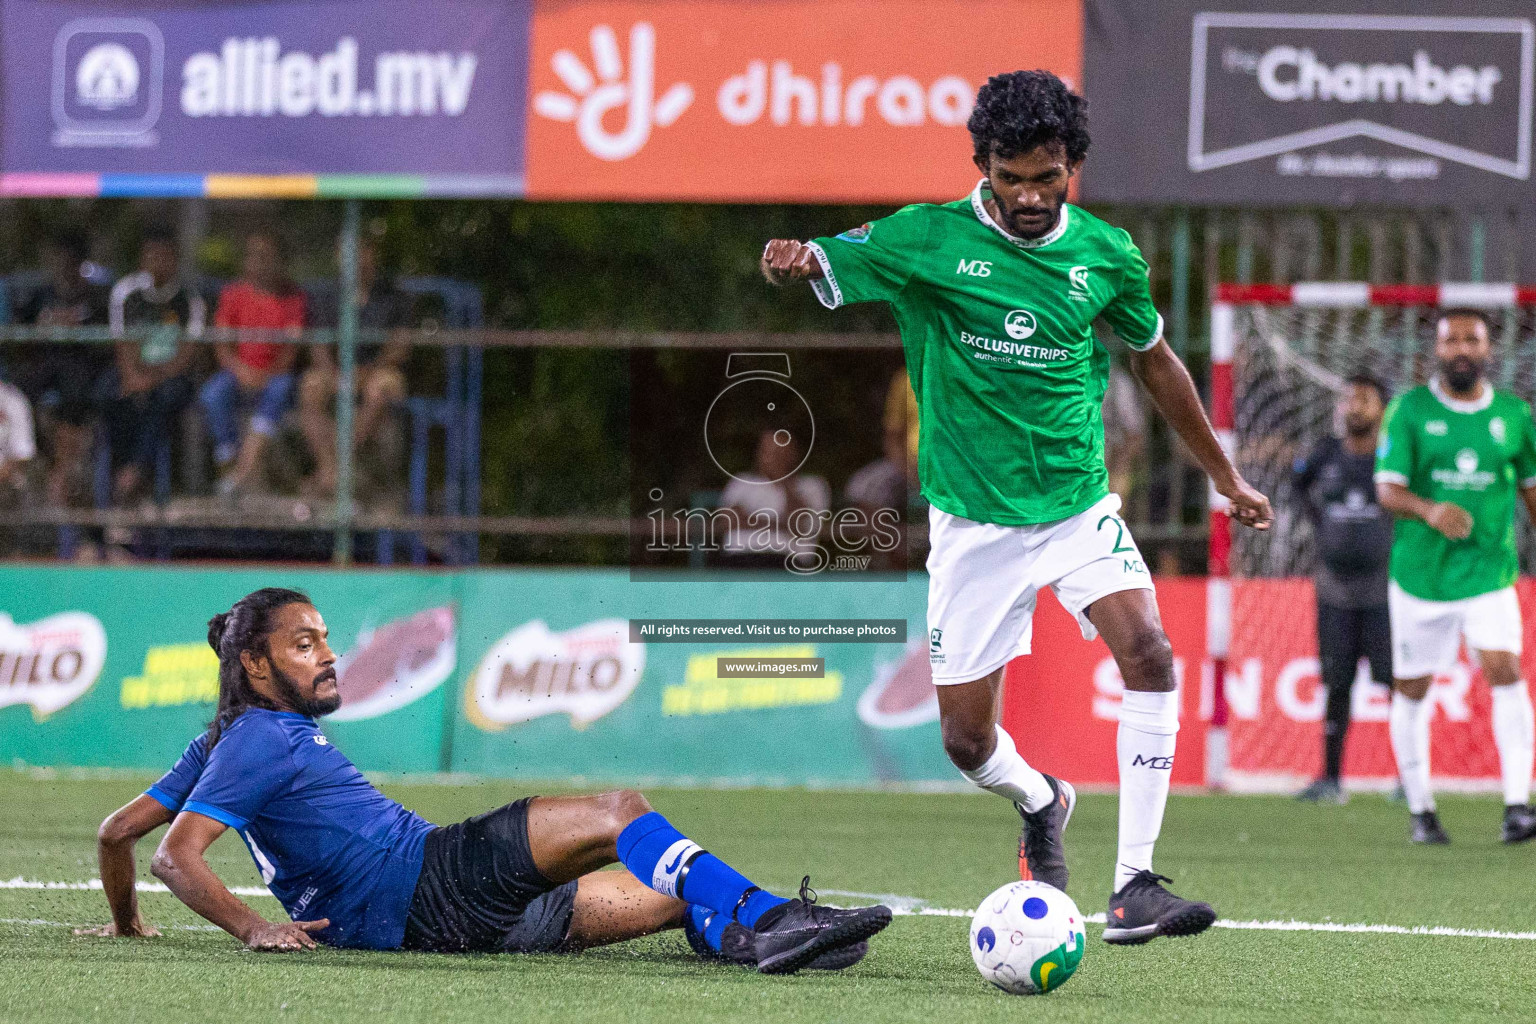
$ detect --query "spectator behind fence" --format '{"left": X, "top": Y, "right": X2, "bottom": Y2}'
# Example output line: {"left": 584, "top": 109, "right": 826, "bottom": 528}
{"left": 100, "top": 226, "right": 206, "bottom": 504}
{"left": 200, "top": 230, "right": 303, "bottom": 497}
{"left": 843, "top": 369, "right": 916, "bottom": 571}
{"left": 718, "top": 428, "right": 830, "bottom": 569}
{"left": 0, "top": 375, "right": 37, "bottom": 509}
{"left": 298, "top": 237, "right": 411, "bottom": 497}
{"left": 11, "top": 229, "right": 109, "bottom": 506}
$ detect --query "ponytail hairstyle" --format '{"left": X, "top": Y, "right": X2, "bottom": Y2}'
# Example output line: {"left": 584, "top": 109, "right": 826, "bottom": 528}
{"left": 206, "top": 588, "right": 311, "bottom": 748}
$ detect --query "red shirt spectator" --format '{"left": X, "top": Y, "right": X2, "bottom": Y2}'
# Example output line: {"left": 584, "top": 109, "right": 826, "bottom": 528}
{"left": 214, "top": 280, "right": 305, "bottom": 371}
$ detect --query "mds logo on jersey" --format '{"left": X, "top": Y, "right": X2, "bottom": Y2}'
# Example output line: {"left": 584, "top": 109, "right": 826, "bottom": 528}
{"left": 956, "top": 258, "right": 992, "bottom": 277}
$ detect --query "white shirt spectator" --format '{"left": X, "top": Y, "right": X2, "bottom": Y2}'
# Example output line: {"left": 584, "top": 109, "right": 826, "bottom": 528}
{"left": 719, "top": 473, "right": 831, "bottom": 554}
{"left": 0, "top": 380, "right": 37, "bottom": 463}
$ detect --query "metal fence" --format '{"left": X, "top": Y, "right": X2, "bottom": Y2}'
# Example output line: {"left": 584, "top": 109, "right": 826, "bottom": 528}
{"left": 0, "top": 204, "right": 1520, "bottom": 570}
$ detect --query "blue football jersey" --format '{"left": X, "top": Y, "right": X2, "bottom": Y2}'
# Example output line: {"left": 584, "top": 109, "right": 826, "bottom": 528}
{"left": 148, "top": 709, "right": 436, "bottom": 950}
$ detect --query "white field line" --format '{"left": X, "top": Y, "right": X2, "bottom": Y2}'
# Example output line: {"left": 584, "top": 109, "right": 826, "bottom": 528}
{"left": 1, "top": 917, "right": 224, "bottom": 931}
{"left": 815, "top": 889, "right": 1536, "bottom": 940}
{"left": 1, "top": 876, "right": 275, "bottom": 898}
{"left": 7, "top": 878, "right": 1536, "bottom": 942}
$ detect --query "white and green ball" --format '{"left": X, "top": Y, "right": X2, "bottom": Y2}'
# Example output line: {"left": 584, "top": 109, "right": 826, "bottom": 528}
{"left": 969, "top": 880, "right": 1086, "bottom": 995}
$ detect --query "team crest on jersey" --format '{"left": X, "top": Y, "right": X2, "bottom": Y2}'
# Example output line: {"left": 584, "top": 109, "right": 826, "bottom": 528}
{"left": 1068, "top": 265, "right": 1090, "bottom": 301}
{"left": 1490, "top": 417, "right": 1507, "bottom": 443}
{"left": 1425, "top": 420, "right": 1448, "bottom": 436}
{"left": 1004, "top": 309, "right": 1038, "bottom": 340}
{"left": 837, "top": 223, "right": 872, "bottom": 244}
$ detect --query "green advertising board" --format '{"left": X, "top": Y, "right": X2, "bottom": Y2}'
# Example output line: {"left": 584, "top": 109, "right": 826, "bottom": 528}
{"left": 0, "top": 566, "right": 949, "bottom": 785}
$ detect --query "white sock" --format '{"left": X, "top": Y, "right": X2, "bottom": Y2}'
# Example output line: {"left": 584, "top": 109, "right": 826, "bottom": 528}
{"left": 1115, "top": 690, "right": 1179, "bottom": 893}
{"left": 1491, "top": 681, "right": 1535, "bottom": 808}
{"left": 959, "top": 724, "right": 1054, "bottom": 813}
{"left": 1389, "top": 692, "right": 1435, "bottom": 814}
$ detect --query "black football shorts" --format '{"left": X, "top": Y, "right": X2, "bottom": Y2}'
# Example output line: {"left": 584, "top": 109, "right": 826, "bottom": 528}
{"left": 402, "top": 797, "right": 578, "bottom": 954}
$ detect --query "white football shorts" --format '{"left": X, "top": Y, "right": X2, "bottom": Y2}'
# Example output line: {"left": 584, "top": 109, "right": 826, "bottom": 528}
{"left": 926, "top": 493, "right": 1155, "bottom": 684}
{"left": 1388, "top": 581, "right": 1523, "bottom": 679}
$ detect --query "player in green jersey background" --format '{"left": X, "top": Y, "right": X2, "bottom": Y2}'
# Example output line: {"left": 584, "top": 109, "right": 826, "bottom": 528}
{"left": 761, "top": 71, "right": 1272, "bottom": 945}
{"left": 1375, "top": 309, "right": 1536, "bottom": 846}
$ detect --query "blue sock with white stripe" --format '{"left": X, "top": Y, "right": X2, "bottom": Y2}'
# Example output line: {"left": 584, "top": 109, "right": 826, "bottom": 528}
{"left": 616, "top": 812, "right": 788, "bottom": 927}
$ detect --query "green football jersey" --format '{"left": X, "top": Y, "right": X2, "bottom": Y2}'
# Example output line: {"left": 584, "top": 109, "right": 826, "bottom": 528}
{"left": 1375, "top": 381, "right": 1536, "bottom": 601}
{"left": 809, "top": 180, "right": 1162, "bottom": 526}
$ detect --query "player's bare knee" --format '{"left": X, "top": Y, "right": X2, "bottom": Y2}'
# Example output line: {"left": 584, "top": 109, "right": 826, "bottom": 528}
{"left": 97, "top": 811, "right": 135, "bottom": 847}
{"left": 940, "top": 717, "right": 993, "bottom": 772}
{"left": 1119, "top": 628, "right": 1175, "bottom": 692}
{"left": 595, "top": 789, "right": 652, "bottom": 835}
{"left": 149, "top": 845, "right": 176, "bottom": 883}
{"left": 1395, "top": 676, "right": 1432, "bottom": 701}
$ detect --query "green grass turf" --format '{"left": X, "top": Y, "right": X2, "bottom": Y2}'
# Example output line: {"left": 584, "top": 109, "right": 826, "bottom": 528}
{"left": 3, "top": 771, "right": 1534, "bottom": 1023}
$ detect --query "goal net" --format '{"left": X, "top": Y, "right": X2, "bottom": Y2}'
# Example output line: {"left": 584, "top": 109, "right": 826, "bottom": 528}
{"left": 1209, "top": 283, "right": 1536, "bottom": 792}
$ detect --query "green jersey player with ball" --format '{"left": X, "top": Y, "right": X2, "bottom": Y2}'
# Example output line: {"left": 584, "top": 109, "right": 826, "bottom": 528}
{"left": 762, "top": 70, "right": 1272, "bottom": 944}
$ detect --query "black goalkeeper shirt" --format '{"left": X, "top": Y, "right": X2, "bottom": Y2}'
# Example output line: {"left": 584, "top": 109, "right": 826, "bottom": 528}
{"left": 1293, "top": 435, "right": 1392, "bottom": 609}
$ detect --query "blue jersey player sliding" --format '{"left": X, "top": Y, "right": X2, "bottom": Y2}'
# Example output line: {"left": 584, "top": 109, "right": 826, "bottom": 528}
{"left": 79, "top": 588, "right": 890, "bottom": 974}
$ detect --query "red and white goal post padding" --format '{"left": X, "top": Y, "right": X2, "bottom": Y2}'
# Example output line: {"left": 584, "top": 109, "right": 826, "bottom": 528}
{"left": 1203, "top": 282, "right": 1536, "bottom": 789}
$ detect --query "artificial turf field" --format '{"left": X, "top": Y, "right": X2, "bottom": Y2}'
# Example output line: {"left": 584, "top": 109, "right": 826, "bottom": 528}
{"left": 3, "top": 771, "right": 1534, "bottom": 1023}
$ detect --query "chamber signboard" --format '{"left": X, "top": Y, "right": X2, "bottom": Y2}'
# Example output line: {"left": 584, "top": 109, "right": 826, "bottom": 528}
{"left": 1084, "top": 2, "right": 1535, "bottom": 208}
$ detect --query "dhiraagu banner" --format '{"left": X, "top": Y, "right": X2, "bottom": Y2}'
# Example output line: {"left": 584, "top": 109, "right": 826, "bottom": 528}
{"left": 0, "top": 565, "right": 944, "bottom": 785}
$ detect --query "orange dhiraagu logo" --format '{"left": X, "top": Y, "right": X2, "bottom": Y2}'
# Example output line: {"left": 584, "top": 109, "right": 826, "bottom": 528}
{"left": 0, "top": 612, "right": 107, "bottom": 718}
{"left": 525, "top": 0, "right": 1083, "bottom": 201}
{"left": 466, "top": 619, "right": 645, "bottom": 730}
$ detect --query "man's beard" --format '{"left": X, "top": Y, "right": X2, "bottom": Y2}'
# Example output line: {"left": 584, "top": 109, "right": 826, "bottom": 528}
{"left": 1440, "top": 356, "right": 1485, "bottom": 394}
{"left": 999, "top": 196, "right": 1063, "bottom": 240}
{"left": 271, "top": 663, "right": 342, "bottom": 717}
{"left": 1344, "top": 414, "right": 1376, "bottom": 438}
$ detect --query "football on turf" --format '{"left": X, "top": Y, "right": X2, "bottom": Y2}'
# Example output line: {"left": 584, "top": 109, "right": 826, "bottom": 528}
{"left": 969, "top": 881, "right": 1085, "bottom": 995}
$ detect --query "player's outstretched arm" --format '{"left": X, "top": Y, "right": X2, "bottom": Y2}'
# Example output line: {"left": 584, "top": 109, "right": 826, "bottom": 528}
{"left": 74, "top": 794, "right": 173, "bottom": 938}
{"left": 1126, "top": 338, "right": 1272, "bottom": 531}
{"left": 151, "top": 811, "right": 329, "bottom": 951}
{"left": 760, "top": 239, "right": 824, "bottom": 286}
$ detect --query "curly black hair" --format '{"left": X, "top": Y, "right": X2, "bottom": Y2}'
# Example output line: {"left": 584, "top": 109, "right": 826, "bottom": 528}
{"left": 967, "top": 70, "right": 1090, "bottom": 165}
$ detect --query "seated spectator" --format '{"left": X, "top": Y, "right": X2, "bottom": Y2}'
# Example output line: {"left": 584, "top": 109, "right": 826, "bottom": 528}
{"left": 99, "top": 226, "right": 205, "bottom": 504}
{"left": 11, "top": 230, "right": 109, "bottom": 506}
{"left": 0, "top": 375, "right": 37, "bottom": 509}
{"left": 298, "top": 237, "right": 411, "bottom": 497}
{"left": 843, "top": 370, "right": 915, "bottom": 571}
{"left": 718, "top": 429, "right": 830, "bottom": 569}
{"left": 200, "top": 230, "right": 303, "bottom": 497}
{"left": 847, "top": 368, "right": 917, "bottom": 512}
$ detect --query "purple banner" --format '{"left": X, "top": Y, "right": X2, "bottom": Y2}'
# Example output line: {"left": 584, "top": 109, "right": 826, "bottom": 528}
{"left": 1, "top": 0, "right": 530, "bottom": 177}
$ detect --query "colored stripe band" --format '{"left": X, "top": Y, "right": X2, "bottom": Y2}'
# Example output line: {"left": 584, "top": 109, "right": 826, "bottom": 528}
{"left": 0, "top": 172, "right": 526, "bottom": 199}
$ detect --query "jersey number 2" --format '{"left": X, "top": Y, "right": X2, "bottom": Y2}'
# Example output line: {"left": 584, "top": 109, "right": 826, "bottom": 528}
{"left": 1098, "top": 515, "right": 1134, "bottom": 554}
